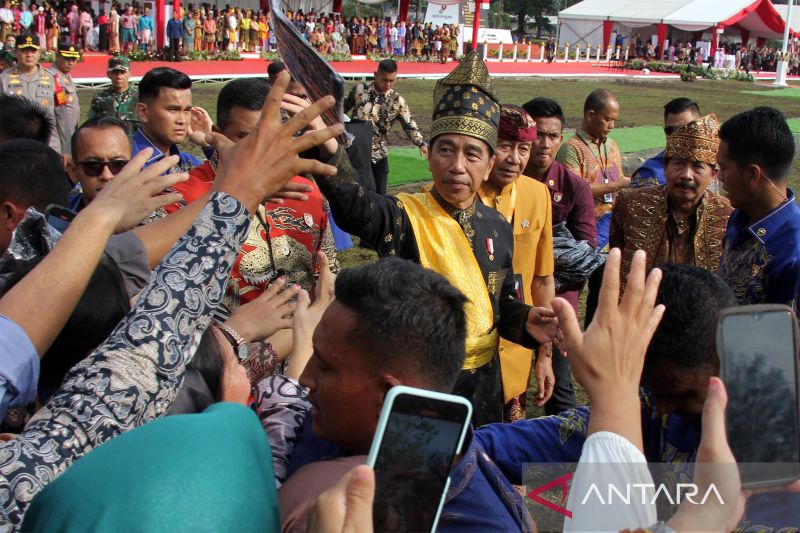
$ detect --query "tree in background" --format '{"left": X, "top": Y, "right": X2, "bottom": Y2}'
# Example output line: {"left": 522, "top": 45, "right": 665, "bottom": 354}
{"left": 503, "top": 0, "right": 557, "bottom": 38}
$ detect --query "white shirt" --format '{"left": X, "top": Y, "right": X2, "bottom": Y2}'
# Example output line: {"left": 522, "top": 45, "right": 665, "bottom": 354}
{"left": 0, "top": 8, "right": 13, "bottom": 24}
{"left": 564, "top": 432, "right": 657, "bottom": 533}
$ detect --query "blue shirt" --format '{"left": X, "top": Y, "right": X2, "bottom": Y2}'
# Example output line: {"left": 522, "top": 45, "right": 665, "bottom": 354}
{"left": 0, "top": 315, "right": 39, "bottom": 420}
{"left": 630, "top": 151, "right": 666, "bottom": 188}
{"left": 166, "top": 18, "right": 183, "bottom": 39}
{"left": 132, "top": 128, "right": 201, "bottom": 174}
{"left": 138, "top": 14, "right": 154, "bottom": 31}
{"left": 719, "top": 190, "right": 800, "bottom": 306}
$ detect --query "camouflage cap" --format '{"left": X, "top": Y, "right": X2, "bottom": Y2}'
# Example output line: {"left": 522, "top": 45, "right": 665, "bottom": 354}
{"left": 107, "top": 56, "right": 130, "bottom": 72}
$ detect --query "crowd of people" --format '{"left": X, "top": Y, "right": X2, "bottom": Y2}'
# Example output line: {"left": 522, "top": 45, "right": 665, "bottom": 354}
{"left": 0, "top": 0, "right": 462, "bottom": 60}
{"left": 0, "top": 13, "right": 798, "bottom": 528}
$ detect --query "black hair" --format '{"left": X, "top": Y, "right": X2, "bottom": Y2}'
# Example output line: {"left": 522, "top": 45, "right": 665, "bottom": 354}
{"left": 718, "top": 106, "right": 795, "bottom": 182}
{"left": 0, "top": 254, "right": 130, "bottom": 397}
{"left": 138, "top": 67, "right": 192, "bottom": 102}
{"left": 377, "top": 58, "right": 397, "bottom": 74}
{"left": 267, "top": 60, "right": 286, "bottom": 78}
{"left": 0, "top": 139, "right": 70, "bottom": 211}
{"left": 583, "top": 88, "right": 617, "bottom": 114}
{"left": 0, "top": 95, "right": 53, "bottom": 144}
{"left": 662, "top": 97, "right": 700, "bottom": 121}
{"left": 188, "top": 326, "right": 226, "bottom": 402}
{"left": 70, "top": 116, "right": 131, "bottom": 160}
{"left": 334, "top": 257, "right": 467, "bottom": 392}
{"left": 643, "top": 264, "right": 736, "bottom": 378}
{"left": 522, "top": 97, "right": 565, "bottom": 127}
{"left": 216, "top": 78, "right": 270, "bottom": 130}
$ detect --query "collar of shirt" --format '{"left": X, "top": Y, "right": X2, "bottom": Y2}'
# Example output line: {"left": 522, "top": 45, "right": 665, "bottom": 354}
{"left": 368, "top": 82, "right": 393, "bottom": 100}
{"left": 576, "top": 128, "right": 606, "bottom": 148}
{"left": 734, "top": 189, "right": 800, "bottom": 245}
{"left": 133, "top": 128, "right": 180, "bottom": 165}
{"left": 431, "top": 186, "right": 477, "bottom": 222}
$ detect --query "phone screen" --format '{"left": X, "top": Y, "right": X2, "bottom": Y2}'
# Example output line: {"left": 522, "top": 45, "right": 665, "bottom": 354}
{"left": 720, "top": 309, "right": 800, "bottom": 484}
{"left": 44, "top": 205, "right": 76, "bottom": 234}
{"left": 372, "top": 394, "right": 469, "bottom": 532}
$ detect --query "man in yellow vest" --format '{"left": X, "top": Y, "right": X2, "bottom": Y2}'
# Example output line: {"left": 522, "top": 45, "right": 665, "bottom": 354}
{"left": 314, "top": 50, "right": 559, "bottom": 426}
{"left": 477, "top": 105, "right": 556, "bottom": 422}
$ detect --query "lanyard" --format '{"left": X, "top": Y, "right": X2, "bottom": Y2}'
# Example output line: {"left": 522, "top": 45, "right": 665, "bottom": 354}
{"left": 578, "top": 134, "right": 611, "bottom": 183}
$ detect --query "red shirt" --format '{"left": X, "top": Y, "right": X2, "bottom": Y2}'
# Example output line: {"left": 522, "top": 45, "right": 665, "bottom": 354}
{"left": 167, "top": 161, "right": 338, "bottom": 315}
{"left": 533, "top": 160, "right": 598, "bottom": 310}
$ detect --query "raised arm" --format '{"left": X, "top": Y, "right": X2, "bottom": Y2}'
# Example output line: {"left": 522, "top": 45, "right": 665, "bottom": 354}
{"left": 0, "top": 72, "right": 342, "bottom": 527}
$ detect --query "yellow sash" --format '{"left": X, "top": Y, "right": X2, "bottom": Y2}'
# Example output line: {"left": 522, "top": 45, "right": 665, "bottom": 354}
{"left": 398, "top": 192, "right": 498, "bottom": 370}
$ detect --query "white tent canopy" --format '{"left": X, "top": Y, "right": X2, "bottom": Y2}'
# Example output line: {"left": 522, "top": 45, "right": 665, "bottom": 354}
{"left": 557, "top": 0, "right": 796, "bottom": 48}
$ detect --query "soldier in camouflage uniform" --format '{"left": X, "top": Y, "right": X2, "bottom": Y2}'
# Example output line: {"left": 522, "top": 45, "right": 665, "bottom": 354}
{"left": 0, "top": 35, "right": 63, "bottom": 154}
{"left": 87, "top": 56, "right": 139, "bottom": 133}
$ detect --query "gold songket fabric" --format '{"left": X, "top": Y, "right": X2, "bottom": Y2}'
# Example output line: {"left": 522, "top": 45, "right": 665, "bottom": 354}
{"left": 397, "top": 191, "right": 498, "bottom": 370}
{"left": 430, "top": 50, "right": 501, "bottom": 150}
{"left": 665, "top": 113, "right": 720, "bottom": 165}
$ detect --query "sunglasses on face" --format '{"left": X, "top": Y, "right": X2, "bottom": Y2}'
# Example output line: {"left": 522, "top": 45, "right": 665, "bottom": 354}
{"left": 664, "top": 125, "right": 679, "bottom": 136}
{"left": 75, "top": 160, "right": 129, "bottom": 177}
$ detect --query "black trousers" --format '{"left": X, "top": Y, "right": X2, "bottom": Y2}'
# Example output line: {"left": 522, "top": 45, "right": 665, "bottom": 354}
{"left": 544, "top": 345, "right": 578, "bottom": 415}
{"left": 169, "top": 37, "right": 181, "bottom": 61}
{"left": 371, "top": 157, "right": 389, "bottom": 196}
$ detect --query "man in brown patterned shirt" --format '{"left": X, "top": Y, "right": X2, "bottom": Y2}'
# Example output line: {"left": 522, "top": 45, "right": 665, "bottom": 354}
{"left": 610, "top": 114, "right": 732, "bottom": 290}
{"left": 343, "top": 58, "right": 427, "bottom": 194}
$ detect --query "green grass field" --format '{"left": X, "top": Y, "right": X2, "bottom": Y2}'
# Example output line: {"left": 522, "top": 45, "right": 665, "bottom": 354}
{"left": 74, "top": 76, "right": 800, "bottom": 414}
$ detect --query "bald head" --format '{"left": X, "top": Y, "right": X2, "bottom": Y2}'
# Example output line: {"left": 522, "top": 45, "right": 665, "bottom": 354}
{"left": 584, "top": 89, "right": 618, "bottom": 115}
{"left": 582, "top": 89, "right": 619, "bottom": 140}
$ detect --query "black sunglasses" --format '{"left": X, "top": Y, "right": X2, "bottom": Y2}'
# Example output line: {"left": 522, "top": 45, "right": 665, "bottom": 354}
{"left": 664, "top": 125, "right": 679, "bottom": 136}
{"left": 75, "top": 160, "right": 129, "bottom": 177}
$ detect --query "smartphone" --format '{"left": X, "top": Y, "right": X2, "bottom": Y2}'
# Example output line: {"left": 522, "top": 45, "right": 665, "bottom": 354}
{"left": 716, "top": 304, "right": 800, "bottom": 488}
{"left": 367, "top": 386, "right": 472, "bottom": 532}
{"left": 44, "top": 204, "right": 77, "bottom": 234}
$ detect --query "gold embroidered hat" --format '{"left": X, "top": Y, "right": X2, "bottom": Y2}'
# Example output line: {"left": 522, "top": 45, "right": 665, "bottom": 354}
{"left": 431, "top": 50, "right": 500, "bottom": 150}
{"left": 16, "top": 34, "right": 40, "bottom": 50}
{"left": 57, "top": 44, "right": 81, "bottom": 59}
{"left": 665, "top": 113, "right": 720, "bottom": 165}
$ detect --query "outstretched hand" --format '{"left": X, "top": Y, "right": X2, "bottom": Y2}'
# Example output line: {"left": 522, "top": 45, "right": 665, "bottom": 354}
{"left": 285, "top": 252, "right": 336, "bottom": 380}
{"left": 551, "top": 248, "right": 664, "bottom": 450}
{"left": 87, "top": 147, "right": 186, "bottom": 233}
{"left": 187, "top": 106, "right": 213, "bottom": 147}
{"left": 525, "top": 306, "right": 560, "bottom": 346}
{"left": 223, "top": 277, "right": 300, "bottom": 343}
{"left": 668, "top": 377, "right": 745, "bottom": 531}
{"left": 205, "top": 71, "right": 342, "bottom": 213}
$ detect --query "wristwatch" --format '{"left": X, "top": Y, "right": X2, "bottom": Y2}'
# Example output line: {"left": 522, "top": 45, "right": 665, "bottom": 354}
{"left": 216, "top": 322, "right": 249, "bottom": 361}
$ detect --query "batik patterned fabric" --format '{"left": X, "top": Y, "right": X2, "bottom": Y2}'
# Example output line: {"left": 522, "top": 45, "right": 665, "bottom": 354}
{"left": 165, "top": 163, "right": 339, "bottom": 318}
{"left": 431, "top": 50, "right": 500, "bottom": 150}
{"left": 0, "top": 194, "right": 250, "bottom": 527}
{"left": 555, "top": 129, "right": 624, "bottom": 219}
{"left": 610, "top": 185, "right": 731, "bottom": 290}
{"left": 343, "top": 81, "right": 425, "bottom": 163}
{"left": 719, "top": 191, "right": 800, "bottom": 306}
{"left": 664, "top": 114, "right": 719, "bottom": 165}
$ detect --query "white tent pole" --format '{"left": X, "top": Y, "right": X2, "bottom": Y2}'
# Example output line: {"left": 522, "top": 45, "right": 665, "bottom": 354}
{"left": 774, "top": 0, "right": 794, "bottom": 87}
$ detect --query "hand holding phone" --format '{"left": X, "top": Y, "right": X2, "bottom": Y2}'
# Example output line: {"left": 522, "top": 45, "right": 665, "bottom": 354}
{"left": 367, "top": 386, "right": 472, "bottom": 532}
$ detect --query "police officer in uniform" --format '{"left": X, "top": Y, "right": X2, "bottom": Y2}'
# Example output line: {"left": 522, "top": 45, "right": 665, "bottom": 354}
{"left": 88, "top": 56, "right": 139, "bottom": 133}
{"left": 50, "top": 43, "right": 81, "bottom": 163}
{"left": 0, "top": 35, "right": 62, "bottom": 154}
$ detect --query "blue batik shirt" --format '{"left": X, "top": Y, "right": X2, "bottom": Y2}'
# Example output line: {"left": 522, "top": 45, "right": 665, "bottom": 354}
{"left": 719, "top": 190, "right": 800, "bottom": 307}
{"left": 132, "top": 128, "right": 202, "bottom": 174}
{"left": 631, "top": 151, "right": 666, "bottom": 188}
